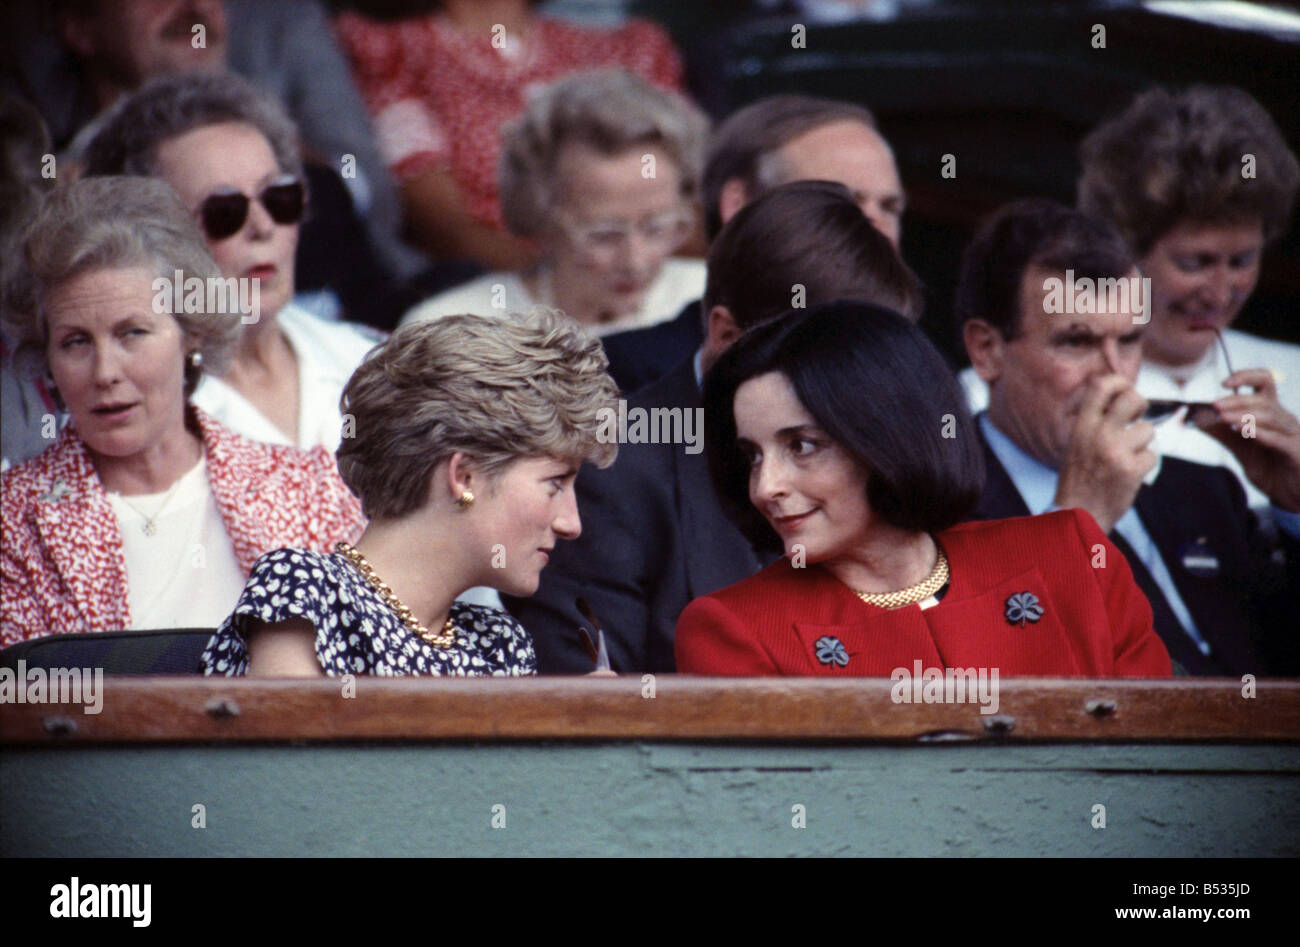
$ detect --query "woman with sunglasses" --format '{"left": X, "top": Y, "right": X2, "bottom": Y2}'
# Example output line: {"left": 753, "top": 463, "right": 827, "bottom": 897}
{"left": 83, "top": 72, "right": 382, "bottom": 452}
{"left": 1078, "top": 85, "right": 1300, "bottom": 516}
{"left": 1, "top": 177, "right": 363, "bottom": 643}
{"left": 402, "top": 69, "right": 709, "bottom": 337}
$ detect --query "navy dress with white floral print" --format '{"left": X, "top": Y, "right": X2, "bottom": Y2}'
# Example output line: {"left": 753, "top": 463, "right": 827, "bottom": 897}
{"left": 201, "top": 548, "right": 537, "bottom": 676}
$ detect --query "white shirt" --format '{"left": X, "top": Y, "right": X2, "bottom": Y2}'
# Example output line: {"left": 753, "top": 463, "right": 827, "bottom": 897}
{"left": 107, "top": 457, "right": 247, "bottom": 630}
{"left": 400, "top": 258, "right": 707, "bottom": 336}
{"left": 958, "top": 327, "right": 1300, "bottom": 509}
{"left": 193, "top": 302, "right": 385, "bottom": 451}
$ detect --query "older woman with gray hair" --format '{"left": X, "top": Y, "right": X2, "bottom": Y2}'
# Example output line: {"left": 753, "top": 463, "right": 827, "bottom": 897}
{"left": 202, "top": 309, "right": 620, "bottom": 676}
{"left": 83, "top": 71, "right": 383, "bottom": 451}
{"left": 403, "top": 68, "right": 709, "bottom": 336}
{"left": 1, "top": 177, "right": 363, "bottom": 643}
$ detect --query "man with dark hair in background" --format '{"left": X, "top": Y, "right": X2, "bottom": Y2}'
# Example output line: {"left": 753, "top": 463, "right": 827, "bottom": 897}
{"left": 505, "top": 180, "right": 922, "bottom": 673}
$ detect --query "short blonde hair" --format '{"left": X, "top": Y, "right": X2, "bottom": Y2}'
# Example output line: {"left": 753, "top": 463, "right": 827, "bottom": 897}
{"left": 337, "top": 310, "right": 620, "bottom": 519}
{"left": 6, "top": 176, "right": 242, "bottom": 386}
{"left": 498, "top": 68, "right": 709, "bottom": 238}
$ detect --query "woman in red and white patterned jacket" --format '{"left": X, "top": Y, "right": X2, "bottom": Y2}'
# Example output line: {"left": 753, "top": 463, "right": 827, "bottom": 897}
{"left": 1, "top": 177, "right": 364, "bottom": 644}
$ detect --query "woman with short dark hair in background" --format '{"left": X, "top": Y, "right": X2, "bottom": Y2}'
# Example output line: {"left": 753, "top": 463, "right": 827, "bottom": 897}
{"left": 1, "top": 177, "right": 362, "bottom": 643}
{"left": 203, "top": 309, "right": 619, "bottom": 677}
{"left": 676, "top": 300, "right": 1172, "bottom": 677}
{"left": 1078, "top": 84, "right": 1300, "bottom": 514}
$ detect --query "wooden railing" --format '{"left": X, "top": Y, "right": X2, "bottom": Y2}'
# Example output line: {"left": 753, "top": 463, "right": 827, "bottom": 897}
{"left": 3, "top": 677, "right": 1298, "bottom": 744}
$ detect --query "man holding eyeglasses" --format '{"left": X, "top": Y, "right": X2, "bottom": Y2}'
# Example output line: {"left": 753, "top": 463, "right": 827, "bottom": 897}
{"left": 960, "top": 200, "right": 1300, "bottom": 676}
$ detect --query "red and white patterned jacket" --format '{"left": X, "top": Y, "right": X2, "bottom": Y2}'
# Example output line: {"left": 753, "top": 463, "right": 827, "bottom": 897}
{"left": 1, "top": 409, "right": 364, "bottom": 644}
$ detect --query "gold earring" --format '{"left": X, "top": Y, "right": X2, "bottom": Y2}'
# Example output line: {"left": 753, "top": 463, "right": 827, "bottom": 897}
{"left": 455, "top": 490, "right": 475, "bottom": 509}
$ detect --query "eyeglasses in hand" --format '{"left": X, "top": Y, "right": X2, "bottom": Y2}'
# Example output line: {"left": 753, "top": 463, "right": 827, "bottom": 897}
{"left": 1142, "top": 327, "right": 1240, "bottom": 424}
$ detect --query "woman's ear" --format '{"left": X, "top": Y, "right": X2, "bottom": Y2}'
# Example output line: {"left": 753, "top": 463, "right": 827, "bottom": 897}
{"left": 445, "top": 451, "right": 475, "bottom": 501}
{"left": 182, "top": 335, "right": 205, "bottom": 397}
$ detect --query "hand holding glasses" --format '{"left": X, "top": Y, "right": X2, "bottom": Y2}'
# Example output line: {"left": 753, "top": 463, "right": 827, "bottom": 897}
{"left": 197, "top": 174, "right": 305, "bottom": 241}
{"left": 1142, "top": 327, "right": 1242, "bottom": 424}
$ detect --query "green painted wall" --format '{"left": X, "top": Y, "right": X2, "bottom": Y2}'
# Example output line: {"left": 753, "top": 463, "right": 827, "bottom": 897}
{"left": 3, "top": 743, "right": 1297, "bottom": 856}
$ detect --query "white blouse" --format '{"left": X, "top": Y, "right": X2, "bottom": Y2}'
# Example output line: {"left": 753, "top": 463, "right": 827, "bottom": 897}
{"left": 193, "top": 302, "right": 385, "bottom": 451}
{"left": 107, "top": 457, "right": 247, "bottom": 630}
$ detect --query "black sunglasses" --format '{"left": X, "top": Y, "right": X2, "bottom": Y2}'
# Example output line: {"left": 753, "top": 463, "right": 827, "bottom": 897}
{"left": 198, "top": 175, "right": 304, "bottom": 241}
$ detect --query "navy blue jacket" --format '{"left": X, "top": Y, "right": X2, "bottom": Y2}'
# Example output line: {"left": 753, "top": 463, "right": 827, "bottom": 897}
{"left": 601, "top": 301, "right": 703, "bottom": 394}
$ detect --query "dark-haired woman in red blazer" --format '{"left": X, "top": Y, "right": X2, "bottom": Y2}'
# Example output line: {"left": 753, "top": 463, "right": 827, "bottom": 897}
{"left": 675, "top": 300, "right": 1171, "bottom": 678}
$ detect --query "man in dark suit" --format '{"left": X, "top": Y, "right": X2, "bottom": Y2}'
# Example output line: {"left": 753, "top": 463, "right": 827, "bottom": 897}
{"left": 957, "top": 200, "right": 1300, "bottom": 675}
{"left": 504, "top": 181, "right": 922, "bottom": 672}
{"left": 602, "top": 94, "right": 906, "bottom": 392}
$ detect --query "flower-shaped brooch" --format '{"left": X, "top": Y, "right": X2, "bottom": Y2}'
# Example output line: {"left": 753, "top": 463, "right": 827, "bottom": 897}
{"left": 814, "top": 635, "right": 850, "bottom": 667}
{"left": 1004, "top": 591, "right": 1044, "bottom": 627}
{"left": 40, "top": 479, "right": 72, "bottom": 504}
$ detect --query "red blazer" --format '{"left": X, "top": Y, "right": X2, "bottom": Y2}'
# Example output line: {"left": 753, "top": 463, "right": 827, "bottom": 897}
{"left": 675, "top": 510, "right": 1172, "bottom": 678}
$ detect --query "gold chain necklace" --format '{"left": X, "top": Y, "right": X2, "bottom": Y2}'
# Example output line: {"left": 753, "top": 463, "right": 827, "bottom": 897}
{"left": 855, "top": 544, "right": 949, "bottom": 610}
{"left": 335, "top": 542, "right": 457, "bottom": 648}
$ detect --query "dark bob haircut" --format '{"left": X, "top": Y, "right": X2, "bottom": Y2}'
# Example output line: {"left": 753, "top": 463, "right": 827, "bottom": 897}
{"left": 703, "top": 299, "right": 984, "bottom": 551}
